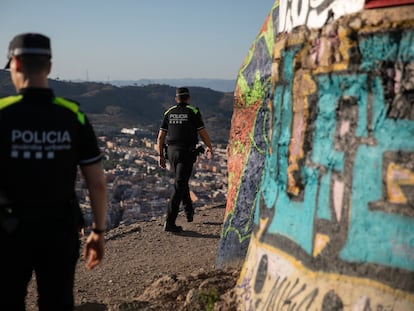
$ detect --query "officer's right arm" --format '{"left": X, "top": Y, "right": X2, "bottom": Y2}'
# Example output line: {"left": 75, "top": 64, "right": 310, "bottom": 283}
{"left": 80, "top": 162, "right": 107, "bottom": 269}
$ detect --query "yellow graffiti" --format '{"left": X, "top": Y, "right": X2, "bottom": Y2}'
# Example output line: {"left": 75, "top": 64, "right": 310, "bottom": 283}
{"left": 257, "top": 217, "right": 270, "bottom": 240}
{"left": 387, "top": 162, "right": 414, "bottom": 204}
{"left": 313, "top": 233, "right": 330, "bottom": 257}
{"left": 288, "top": 72, "right": 317, "bottom": 196}
{"left": 238, "top": 235, "right": 414, "bottom": 311}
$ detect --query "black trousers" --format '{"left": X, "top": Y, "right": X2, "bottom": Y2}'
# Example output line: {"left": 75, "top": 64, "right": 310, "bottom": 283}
{"left": 166, "top": 145, "right": 195, "bottom": 225}
{"left": 0, "top": 207, "right": 80, "bottom": 311}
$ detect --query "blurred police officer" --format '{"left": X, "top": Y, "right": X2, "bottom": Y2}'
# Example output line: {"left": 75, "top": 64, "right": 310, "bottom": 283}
{"left": 157, "top": 87, "right": 213, "bottom": 232}
{"left": 0, "top": 33, "right": 107, "bottom": 311}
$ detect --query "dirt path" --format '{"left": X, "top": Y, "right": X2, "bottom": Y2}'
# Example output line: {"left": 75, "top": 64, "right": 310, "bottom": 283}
{"left": 25, "top": 205, "right": 231, "bottom": 310}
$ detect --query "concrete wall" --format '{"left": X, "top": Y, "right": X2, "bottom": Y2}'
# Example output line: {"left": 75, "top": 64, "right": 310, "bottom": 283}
{"left": 219, "top": 0, "right": 414, "bottom": 309}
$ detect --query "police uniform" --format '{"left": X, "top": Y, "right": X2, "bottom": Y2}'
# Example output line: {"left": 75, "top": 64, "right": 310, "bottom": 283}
{"left": 0, "top": 88, "right": 102, "bottom": 310}
{"left": 160, "top": 97, "right": 205, "bottom": 229}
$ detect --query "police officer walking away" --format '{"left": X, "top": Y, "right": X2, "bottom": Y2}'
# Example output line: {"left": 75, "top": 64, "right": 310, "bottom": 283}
{"left": 0, "top": 33, "right": 107, "bottom": 310}
{"left": 157, "top": 87, "right": 213, "bottom": 232}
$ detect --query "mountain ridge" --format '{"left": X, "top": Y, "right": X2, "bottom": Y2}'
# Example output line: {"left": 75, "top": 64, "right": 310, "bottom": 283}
{"left": 0, "top": 70, "right": 234, "bottom": 143}
{"left": 94, "top": 78, "right": 236, "bottom": 93}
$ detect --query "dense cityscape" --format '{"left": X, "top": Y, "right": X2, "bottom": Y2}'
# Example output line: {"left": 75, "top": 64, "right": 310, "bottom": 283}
{"left": 76, "top": 125, "right": 228, "bottom": 230}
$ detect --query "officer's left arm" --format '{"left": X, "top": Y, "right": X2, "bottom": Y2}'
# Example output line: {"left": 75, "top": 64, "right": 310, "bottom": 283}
{"left": 157, "top": 129, "right": 167, "bottom": 168}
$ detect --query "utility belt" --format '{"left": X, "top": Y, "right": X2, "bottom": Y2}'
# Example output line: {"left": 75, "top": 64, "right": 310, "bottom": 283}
{"left": 0, "top": 199, "right": 82, "bottom": 235}
{"left": 164, "top": 144, "right": 204, "bottom": 161}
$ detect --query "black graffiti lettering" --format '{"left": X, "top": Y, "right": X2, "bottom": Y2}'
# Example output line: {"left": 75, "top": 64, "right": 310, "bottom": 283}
{"left": 261, "top": 275, "right": 318, "bottom": 311}
{"left": 377, "top": 305, "right": 394, "bottom": 311}
{"left": 262, "top": 275, "right": 285, "bottom": 309}
{"left": 284, "top": 278, "right": 307, "bottom": 309}
{"left": 275, "top": 278, "right": 302, "bottom": 310}
{"left": 276, "top": 277, "right": 293, "bottom": 310}
{"left": 295, "top": 288, "right": 318, "bottom": 311}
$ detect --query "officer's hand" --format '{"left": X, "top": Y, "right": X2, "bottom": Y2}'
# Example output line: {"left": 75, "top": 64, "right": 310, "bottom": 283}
{"left": 206, "top": 147, "right": 213, "bottom": 159}
{"left": 83, "top": 232, "right": 105, "bottom": 270}
{"left": 159, "top": 156, "right": 166, "bottom": 169}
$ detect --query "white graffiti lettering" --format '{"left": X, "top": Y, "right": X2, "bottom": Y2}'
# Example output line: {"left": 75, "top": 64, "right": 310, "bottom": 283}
{"left": 278, "top": 0, "right": 365, "bottom": 32}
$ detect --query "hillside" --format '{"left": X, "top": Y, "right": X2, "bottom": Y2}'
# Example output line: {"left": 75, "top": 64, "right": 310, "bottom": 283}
{"left": 0, "top": 70, "right": 234, "bottom": 143}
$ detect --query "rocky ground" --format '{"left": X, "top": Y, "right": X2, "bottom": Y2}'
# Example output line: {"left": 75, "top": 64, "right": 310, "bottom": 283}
{"left": 25, "top": 204, "right": 241, "bottom": 311}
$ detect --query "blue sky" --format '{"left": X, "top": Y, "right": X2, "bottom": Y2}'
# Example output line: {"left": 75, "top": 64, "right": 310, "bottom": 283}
{"left": 0, "top": 1, "right": 274, "bottom": 81}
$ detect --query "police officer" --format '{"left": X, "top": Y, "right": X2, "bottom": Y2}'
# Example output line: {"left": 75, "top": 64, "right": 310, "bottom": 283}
{"left": 157, "top": 87, "right": 213, "bottom": 232}
{"left": 0, "top": 33, "right": 107, "bottom": 311}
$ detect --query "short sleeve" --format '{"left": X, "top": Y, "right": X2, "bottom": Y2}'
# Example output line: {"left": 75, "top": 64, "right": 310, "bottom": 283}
{"left": 160, "top": 113, "right": 169, "bottom": 132}
{"left": 195, "top": 109, "right": 205, "bottom": 131}
{"left": 78, "top": 115, "right": 102, "bottom": 165}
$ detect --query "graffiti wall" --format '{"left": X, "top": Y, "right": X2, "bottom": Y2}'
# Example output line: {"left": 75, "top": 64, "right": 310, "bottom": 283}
{"left": 217, "top": 0, "right": 368, "bottom": 269}
{"left": 235, "top": 4, "right": 414, "bottom": 310}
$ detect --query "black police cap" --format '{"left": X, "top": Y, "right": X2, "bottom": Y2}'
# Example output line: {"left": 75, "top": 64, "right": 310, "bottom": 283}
{"left": 5, "top": 33, "right": 51, "bottom": 69}
{"left": 176, "top": 87, "right": 190, "bottom": 96}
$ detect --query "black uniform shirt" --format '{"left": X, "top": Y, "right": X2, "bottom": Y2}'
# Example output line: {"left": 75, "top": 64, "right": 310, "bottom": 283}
{"left": 160, "top": 103, "right": 205, "bottom": 146}
{"left": 0, "top": 88, "right": 102, "bottom": 207}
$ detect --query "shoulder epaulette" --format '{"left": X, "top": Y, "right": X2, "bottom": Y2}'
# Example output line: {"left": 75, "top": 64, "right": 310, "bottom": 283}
{"left": 187, "top": 105, "right": 199, "bottom": 114}
{"left": 0, "top": 95, "right": 23, "bottom": 110}
{"left": 164, "top": 105, "right": 178, "bottom": 116}
{"left": 53, "top": 97, "right": 85, "bottom": 125}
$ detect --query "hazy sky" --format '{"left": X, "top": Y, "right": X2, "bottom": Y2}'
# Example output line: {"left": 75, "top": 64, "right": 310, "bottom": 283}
{"left": 0, "top": 0, "right": 274, "bottom": 81}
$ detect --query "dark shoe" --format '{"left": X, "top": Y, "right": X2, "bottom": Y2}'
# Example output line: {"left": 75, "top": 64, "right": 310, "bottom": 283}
{"left": 186, "top": 212, "right": 194, "bottom": 222}
{"left": 164, "top": 222, "right": 183, "bottom": 232}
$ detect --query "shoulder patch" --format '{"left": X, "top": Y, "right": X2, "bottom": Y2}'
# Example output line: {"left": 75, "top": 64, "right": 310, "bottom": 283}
{"left": 164, "top": 105, "right": 178, "bottom": 116}
{"left": 0, "top": 95, "right": 23, "bottom": 110}
{"left": 187, "top": 105, "right": 199, "bottom": 114}
{"left": 53, "top": 97, "right": 85, "bottom": 124}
